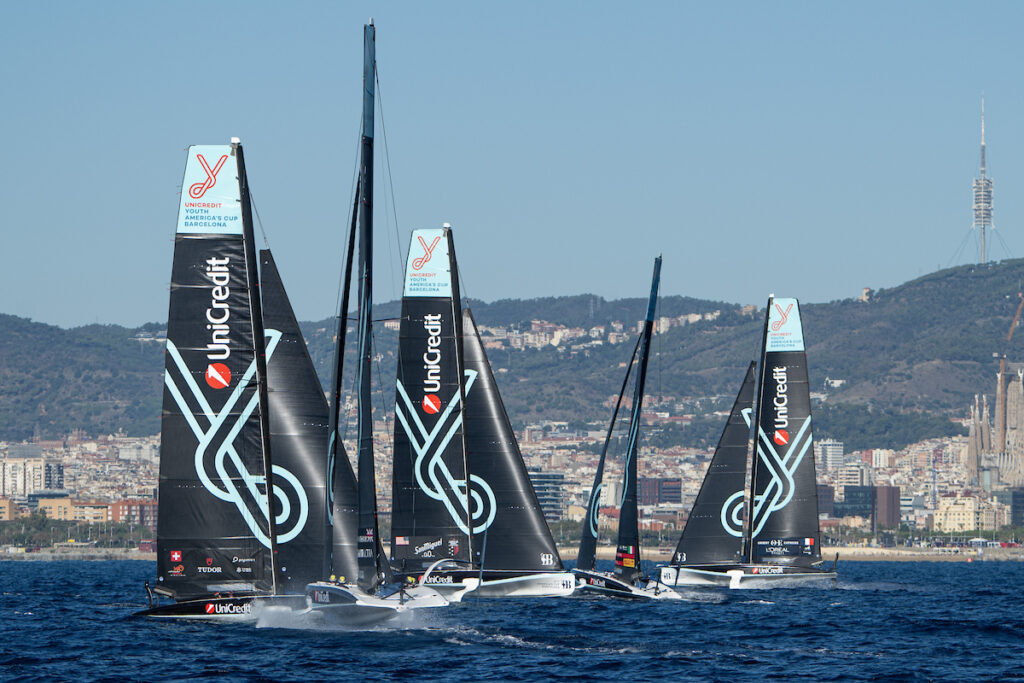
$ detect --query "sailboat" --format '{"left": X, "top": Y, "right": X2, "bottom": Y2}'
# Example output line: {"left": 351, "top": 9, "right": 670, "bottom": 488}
{"left": 388, "top": 226, "right": 576, "bottom": 599}
{"left": 659, "top": 297, "right": 837, "bottom": 589}
{"left": 303, "top": 21, "right": 449, "bottom": 621}
{"left": 138, "top": 140, "right": 336, "bottom": 619}
{"left": 572, "top": 257, "right": 678, "bottom": 600}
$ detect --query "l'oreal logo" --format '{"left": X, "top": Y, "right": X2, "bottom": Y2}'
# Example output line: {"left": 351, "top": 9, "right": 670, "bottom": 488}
{"left": 772, "top": 365, "right": 789, "bottom": 445}
{"left": 422, "top": 313, "right": 442, "bottom": 413}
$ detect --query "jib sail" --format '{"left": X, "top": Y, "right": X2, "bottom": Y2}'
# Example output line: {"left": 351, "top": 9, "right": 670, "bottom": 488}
{"left": 259, "top": 250, "right": 338, "bottom": 592}
{"left": 462, "top": 308, "right": 563, "bottom": 572}
{"left": 673, "top": 362, "right": 755, "bottom": 566}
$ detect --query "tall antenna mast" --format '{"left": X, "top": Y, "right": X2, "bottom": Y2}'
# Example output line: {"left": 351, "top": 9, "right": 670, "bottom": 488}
{"left": 973, "top": 95, "right": 993, "bottom": 264}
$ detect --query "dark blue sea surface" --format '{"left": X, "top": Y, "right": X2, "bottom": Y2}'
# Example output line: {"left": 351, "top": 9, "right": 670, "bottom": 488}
{"left": 2, "top": 559, "right": 1023, "bottom": 681}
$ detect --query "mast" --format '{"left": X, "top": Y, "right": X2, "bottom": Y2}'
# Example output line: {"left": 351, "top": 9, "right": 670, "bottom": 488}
{"left": 612, "top": 256, "right": 661, "bottom": 584}
{"left": 355, "top": 20, "right": 386, "bottom": 590}
{"left": 236, "top": 140, "right": 280, "bottom": 594}
{"left": 576, "top": 334, "right": 642, "bottom": 572}
{"left": 745, "top": 298, "right": 773, "bottom": 563}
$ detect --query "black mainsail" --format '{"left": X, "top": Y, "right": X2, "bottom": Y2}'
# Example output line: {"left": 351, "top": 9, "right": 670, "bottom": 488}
{"left": 747, "top": 297, "right": 822, "bottom": 566}
{"left": 671, "top": 362, "right": 756, "bottom": 566}
{"left": 391, "top": 226, "right": 562, "bottom": 577}
{"left": 391, "top": 228, "right": 473, "bottom": 570}
{"left": 611, "top": 256, "right": 661, "bottom": 584}
{"left": 157, "top": 142, "right": 276, "bottom": 599}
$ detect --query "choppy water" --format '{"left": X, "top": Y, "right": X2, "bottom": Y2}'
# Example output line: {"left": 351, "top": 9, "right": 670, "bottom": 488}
{"left": 2, "top": 560, "right": 1023, "bottom": 681}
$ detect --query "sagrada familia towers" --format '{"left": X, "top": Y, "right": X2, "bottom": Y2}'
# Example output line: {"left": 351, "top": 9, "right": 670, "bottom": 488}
{"left": 967, "top": 372, "right": 1024, "bottom": 487}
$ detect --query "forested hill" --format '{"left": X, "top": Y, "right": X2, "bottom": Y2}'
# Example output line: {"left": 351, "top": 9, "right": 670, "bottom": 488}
{"left": 3, "top": 259, "right": 1023, "bottom": 446}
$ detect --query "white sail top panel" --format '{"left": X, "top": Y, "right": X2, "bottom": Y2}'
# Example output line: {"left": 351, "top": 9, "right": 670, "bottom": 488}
{"left": 403, "top": 228, "right": 452, "bottom": 298}
{"left": 176, "top": 145, "right": 243, "bottom": 235}
{"left": 765, "top": 297, "right": 804, "bottom": 352}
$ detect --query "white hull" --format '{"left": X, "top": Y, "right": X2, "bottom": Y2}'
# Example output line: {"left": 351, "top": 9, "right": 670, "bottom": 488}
{"left": 572, "top": 569, "right": 680, "bottom": 600}
{"left": 425, "top": 572, "right": 576, "bottom": 600}
{"left": 305, "top": 582, "right": 448, "bottom": 625}
{"left": 659, "top": 565, "right": 837, "bottom": 590}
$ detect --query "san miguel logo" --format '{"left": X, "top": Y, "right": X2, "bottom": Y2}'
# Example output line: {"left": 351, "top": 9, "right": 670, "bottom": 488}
{"left": 412, "top": 235, "right": 441, "bottom": 271}
{"left": 771, "top": 302, "right": 793, "bottom": 332}
{"left": 771, "top": 366, "right": 789, "bottom": 446}
{"left": 204, "top": 256, "right": 233, "bottom": 388}
{"left": 422, "top": 313, "right": 442, "bottom": 413}
{"left": 189, "top": 154, "right": 229, "bottom": 199}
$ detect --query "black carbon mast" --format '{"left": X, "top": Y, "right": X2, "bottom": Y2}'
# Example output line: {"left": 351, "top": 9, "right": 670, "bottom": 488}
{"left": 612, "top": 256, "right": 661, "bottom": 584}
{"left": 353, "top": 20, "right": 393, "bottom": 590}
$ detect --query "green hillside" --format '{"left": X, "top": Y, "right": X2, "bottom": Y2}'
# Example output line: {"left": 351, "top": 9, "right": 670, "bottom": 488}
{"left": 4, "top": 259, "right": 1021, "bottom": 447}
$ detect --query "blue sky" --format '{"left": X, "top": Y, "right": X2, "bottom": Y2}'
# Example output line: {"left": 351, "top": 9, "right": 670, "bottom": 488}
{"left": 2, "top": 1, "right": 1022, "bottom": 327}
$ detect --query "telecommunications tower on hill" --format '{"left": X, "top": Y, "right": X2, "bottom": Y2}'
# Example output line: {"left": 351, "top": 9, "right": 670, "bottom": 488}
{"left": 973, "top": 96, "right": 994, "bottom": 264}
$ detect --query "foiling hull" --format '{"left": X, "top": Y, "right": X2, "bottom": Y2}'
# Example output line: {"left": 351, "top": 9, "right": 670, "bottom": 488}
{"left": 409, "top": 569, "right": 576, "bottom": 600}
{"left": 659, "top": 564, "right": 837, "bottom": 589}
{"left": 305, "top": 581, "right": 448, "bottom": 625}
{"left": 133, "top": 593, "right": 307, "bottom": 620}
{"left": 572, "top": 569, "right": 680, "bottom": 600}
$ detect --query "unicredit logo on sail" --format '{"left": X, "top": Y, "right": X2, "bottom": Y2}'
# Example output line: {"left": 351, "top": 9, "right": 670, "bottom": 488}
{"left": 772, "top": 366, "right": 789, "bottom": 445}
{"left": 204, "top": 256, "right": 233, "bottom": 389}
{"left": 422, "top": 314, "right": 442, "bottom": 413}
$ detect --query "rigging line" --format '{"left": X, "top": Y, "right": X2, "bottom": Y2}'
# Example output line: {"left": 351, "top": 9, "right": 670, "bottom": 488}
{"left": 248, "top": 190, "right": 270, "bottom": 249}
{"left": 375, "top": 64, "right": 406, "bottom": 289}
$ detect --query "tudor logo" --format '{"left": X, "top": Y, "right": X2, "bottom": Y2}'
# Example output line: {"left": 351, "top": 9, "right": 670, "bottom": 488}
{"left": 189, "top": 154, "right": 229, "bottom": 199}
{"left": 422, "top": 394, "right": 441, "bottom": 414}
{"left": 774, "top": 430, "right": 789, "bottom": 446}
{"left": 412, "top": 235, "right": 442, "bottom": 270}
{"left": 206, "top": 363, "right": 231, "bottom": 389}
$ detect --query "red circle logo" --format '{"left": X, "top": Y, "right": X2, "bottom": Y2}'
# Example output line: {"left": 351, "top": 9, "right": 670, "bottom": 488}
{"left": 205, "top": 603, "right": 215, "bottom": 614}
{"left": 773, "top": 430, "right": 789, "bottom": 446}
{"left": 206, "top": 363, "right": 231, "bottom": 389}
{"left": 422, "top": 394, "right": 441, "bottom": 414}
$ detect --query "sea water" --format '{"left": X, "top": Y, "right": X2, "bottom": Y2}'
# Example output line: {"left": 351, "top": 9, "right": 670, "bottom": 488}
{"left": 2, "top": 559, "right": 1022, "bottom": 681}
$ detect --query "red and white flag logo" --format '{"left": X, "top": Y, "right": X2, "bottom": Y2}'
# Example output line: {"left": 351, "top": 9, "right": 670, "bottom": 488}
{"left": 170, "top": 550, "right": 182, "bottom": 562}
{"left": 773, "top": 430, "right": 789, "bottom": 446}
{"left": 422, "top": 394, "right": 441, "bottom": 415}
{"left": 205, "top": 603, "right": 215, "bottom": 614}
{"left": 205, "top": 363, "right": 231, "bottom": 389}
